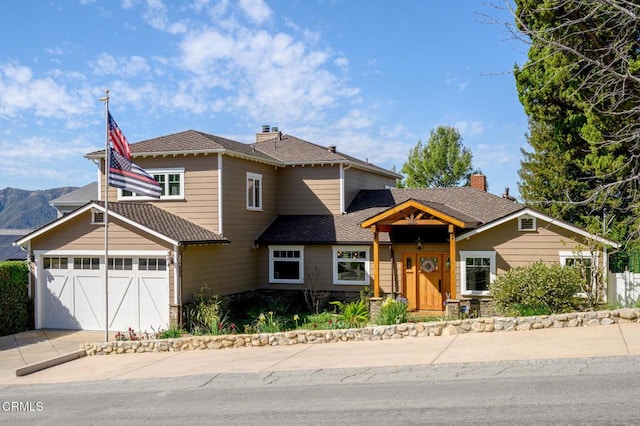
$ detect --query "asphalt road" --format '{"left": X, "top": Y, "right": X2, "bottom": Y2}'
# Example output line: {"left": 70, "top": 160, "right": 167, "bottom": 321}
{"left": 2, "top": 355, "right": 640, "bottom": 425}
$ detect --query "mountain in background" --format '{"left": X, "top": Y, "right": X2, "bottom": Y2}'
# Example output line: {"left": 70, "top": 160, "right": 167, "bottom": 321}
{"left": 0, "top": 187, "right": 78, "bottom": 229}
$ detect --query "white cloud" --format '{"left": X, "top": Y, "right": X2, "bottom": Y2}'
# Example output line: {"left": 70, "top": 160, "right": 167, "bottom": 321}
{"left": 0, "top": 63, "right": 93, "bottom": 119}
{"left": 238, "top": 0, "right": 272, "bottom": 25}
{"left": 178, "top": 25, "right": 359, "bottom": 123}
{"left": 454, "top": 120, "right": 484, "bottom": 137}
{"left": 90, "top": 53, "right": 153, "bottom": 77}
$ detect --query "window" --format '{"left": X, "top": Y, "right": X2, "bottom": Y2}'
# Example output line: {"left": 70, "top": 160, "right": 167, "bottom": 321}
{"left": 120, "top": 168, "right": 184, "bottom": 200}
{"left": 139, "top": 258, "right": 167, "bottom": 271}
{"left": 108, "top": 258, "right": 133, "bottom": 270}
{"left": 74, "top": 257, "right": 100, "bottom": 270}
{"left": 269, "top": 246, "right": 303, "bottom": 284}
{"left": 333, "top": 246, "right": 370, "bottom": 285}
{"left": 560, "top": 251, "right": 596, "bottom": 287}
{"left": 518, "top": 214, "right": 537, "bottom": 231}
{"left": 43, "top": 257, "right": 68, "bottom": 270}
{"left": 460, "top": 251, "right": 496, "bottom": 295}
{"left": 247, "top": 172, "right": 262, "bottom": 210}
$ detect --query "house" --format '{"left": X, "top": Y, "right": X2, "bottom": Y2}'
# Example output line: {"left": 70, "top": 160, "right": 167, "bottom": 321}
{"left": 14, "top": 125, "right": 619, "bottom": 331}
{"left": 50, "top": 182, "right": 98, "bottom": 217}
{"left": 0, "top": 229, "right": 30, "bottom": 261}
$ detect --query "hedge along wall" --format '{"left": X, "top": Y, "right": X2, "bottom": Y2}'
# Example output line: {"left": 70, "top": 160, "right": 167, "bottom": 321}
{"left": 0, "top": 261, "right": 30, "bottom": 336}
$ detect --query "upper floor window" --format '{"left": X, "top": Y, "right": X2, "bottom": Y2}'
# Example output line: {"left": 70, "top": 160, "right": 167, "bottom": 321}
{"left": 460, "top": 251, "right": 496, "bottom": 296}
{"left": 333, "top": 246, "right": 370, "bottom": 285}
{"left": 247, "top": 172, "right": 262, "bottom": 210}
{"left": 120, "top": 168, "right": 185, "bottom": 200}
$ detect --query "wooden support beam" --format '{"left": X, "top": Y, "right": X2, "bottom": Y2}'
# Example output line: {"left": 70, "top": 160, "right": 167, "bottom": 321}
{"left": 373, "top": 226, "right": 380, "bottom": 298}
{"left": 449, "top": 224, "right": 456, "bottom": 300}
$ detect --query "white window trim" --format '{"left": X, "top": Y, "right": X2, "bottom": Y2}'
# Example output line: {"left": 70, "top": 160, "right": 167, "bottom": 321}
{"left": 332, "top": 246, "right": 370, "bottom": 285}
{"left": 518, "top": 214, "right": 537, "bottom": 231}
{"left": 559, "top": 250, "right": 598, "bottom": 298}
{"left": 269, "top": 245, "right": 304, "bottom": 284}
{"left": 247, "top": 172, "right": 263, "bottom": 211}
{"left": 118, "top": 167, "right": 185, "bottom": 200}
{"left": 460, "top": 250, "right": 496, "bottom": 296}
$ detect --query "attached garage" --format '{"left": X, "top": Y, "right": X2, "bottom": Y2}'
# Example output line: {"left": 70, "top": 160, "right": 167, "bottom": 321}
{"left": 37, "top": 253, "right": 170, "bottom": 331}
{"left": 14, "top": 201, "right": 229, "bottom": 335}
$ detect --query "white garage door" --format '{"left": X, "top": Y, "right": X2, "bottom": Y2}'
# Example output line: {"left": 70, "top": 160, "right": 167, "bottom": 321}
{"left": 38, "top": 255, "right": 169, "bottom": 332}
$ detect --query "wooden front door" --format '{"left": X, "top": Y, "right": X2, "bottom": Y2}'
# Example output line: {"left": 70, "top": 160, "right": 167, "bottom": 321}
{"left": 403, "top": 253, "right": 444, "bottom": 311}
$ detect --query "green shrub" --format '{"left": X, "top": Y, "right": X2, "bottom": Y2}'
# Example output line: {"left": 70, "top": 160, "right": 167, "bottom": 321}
{"left": 329, "top": 299, "right": 369, "bottom": 328}
{"left": 375, "top": 297, "right": 409, "bottom": 325}
{"left": 183, "top": 287, "right": 229, "bottom": 335}
{"left": 0, "top": 261, "right": 30, "bottom": 336}
{"left": 490, "top": 261, "right": 583, "bottom": 316}
{"left": 156, "top": 326, "right": 186, "bottom": 339}
{"left": 299, "top": 311, "right": 341, "bottom": 330}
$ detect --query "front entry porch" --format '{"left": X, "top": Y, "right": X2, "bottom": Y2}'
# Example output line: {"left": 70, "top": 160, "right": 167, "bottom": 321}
{"left": 361, "top": 199, "right": 480, "bottom": 313}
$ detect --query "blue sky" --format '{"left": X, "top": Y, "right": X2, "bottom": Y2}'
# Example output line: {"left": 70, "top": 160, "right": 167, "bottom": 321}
{"left": 0, "top": 0, "right": 528, "bottom": 198}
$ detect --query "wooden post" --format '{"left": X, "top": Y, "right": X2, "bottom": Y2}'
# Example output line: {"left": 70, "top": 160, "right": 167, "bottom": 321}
{"left": 449, "top": 224, "right": 456, "bottom": 300}
{"left": 373, "top": 225, "right": 380, "bottom": 298}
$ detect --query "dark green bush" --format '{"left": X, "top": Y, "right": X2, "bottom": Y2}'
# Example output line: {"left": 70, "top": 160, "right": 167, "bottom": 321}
{"left": 0, "top": 261, "right": 30, "bottom": 336}
{"left": 490, "top": 261, "right": 583, "bottom": 316}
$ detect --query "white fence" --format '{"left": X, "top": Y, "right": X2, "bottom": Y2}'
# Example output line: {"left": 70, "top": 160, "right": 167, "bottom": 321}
{"left": 609, "top": 271, "right": 640, "bottom": 307}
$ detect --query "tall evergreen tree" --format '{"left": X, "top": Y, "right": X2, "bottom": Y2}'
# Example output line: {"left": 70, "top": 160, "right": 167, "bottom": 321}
{"left": 513, "top": 0, "right": 640, "bottom": 244}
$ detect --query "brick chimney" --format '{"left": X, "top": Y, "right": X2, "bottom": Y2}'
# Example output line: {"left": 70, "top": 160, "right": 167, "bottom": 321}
{"left": 470, "top": 174, "right": 487, "bottom": 192}
{"left": 256, "top": 124, "right": 281, "bottom": 142}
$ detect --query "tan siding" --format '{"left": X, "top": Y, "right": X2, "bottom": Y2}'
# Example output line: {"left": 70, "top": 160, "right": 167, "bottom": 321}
{"left": 344, "top": 168, "right": 396, "bottom": 209}
{"left": 455, "top": 218, "right": 602, "bottom": 297}
{"left": 257, "top": 245, "right": 375, "bottom": 293}
{"left": 277, "top": 166, "right": 341, "bottom": 214}
{"left": 31, "top": 211, "right": 169, "bottom": 251}
{"left": 100, "top": 155, "right": 220, "bottom": 232}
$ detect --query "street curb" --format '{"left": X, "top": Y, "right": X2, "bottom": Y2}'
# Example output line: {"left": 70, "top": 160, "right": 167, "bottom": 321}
{"left": 15, "top": 350, "right": 86, "bottom": 377}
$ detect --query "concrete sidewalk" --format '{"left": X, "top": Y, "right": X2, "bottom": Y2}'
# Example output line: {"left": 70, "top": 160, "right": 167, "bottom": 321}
{"left": 2, "top": 322, "right": 640, "bottom": 386}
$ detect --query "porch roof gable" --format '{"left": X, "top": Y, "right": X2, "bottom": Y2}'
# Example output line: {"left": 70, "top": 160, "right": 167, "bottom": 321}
{"left": 360, "top": 198, "right": 479, "bottom": 229}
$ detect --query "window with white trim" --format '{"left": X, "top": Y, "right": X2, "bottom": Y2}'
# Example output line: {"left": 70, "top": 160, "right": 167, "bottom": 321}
{"left": 333, "top": 246, "right": 370, "bottom": 285}
{"left": 518, "top": 214, "right": 536, "bottom": 231}
{"left": 247, "top": 172, "right": 262, "bottom": 210}
{"left": 43, "top": 257, "right": 68, "bottom": 270}
{"left": 120, "top": 168, "right": 185, "bottom": 200}
{"left": 560, "top": 251, "right": 596, "bottom": 287}
{"left": 460, "top": 251, "right": 496, "bottom": 296}
{"left": 269, "top": 246, "right": 303, "bottom": 284}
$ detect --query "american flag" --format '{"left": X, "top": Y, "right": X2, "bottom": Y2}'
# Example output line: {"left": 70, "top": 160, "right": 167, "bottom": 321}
{"left": 108, "top": 148, "right": 162, "bottom": 198}
{"left": 108, "top": 112, "right": 132, "bottom": 160}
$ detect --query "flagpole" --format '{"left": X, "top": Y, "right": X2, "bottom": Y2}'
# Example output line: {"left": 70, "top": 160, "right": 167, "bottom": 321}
{"left": 99, "top": 89, "right": 110, "bottom": 343}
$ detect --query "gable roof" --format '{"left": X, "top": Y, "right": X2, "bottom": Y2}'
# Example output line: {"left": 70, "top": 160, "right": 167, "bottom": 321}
{"left": 457, "top": 207, "right": 620, "bottom": 248}
{"left": 85, "top": 130, "right": 400, "bottom": 179}
{"left": 14, "top": 202, "right": 228, "bottom": 248}
{"left": 86, "top": 130, "right": 279, "bottom": 165}
{"left": 50, "top": 182, "right": 98, "bottom": 208}
{"left": 258, "top": 187, "right": 525, "bottom": 245}
{"left": 253, "top": 134, "right": 399, "bottom": 178}
{"left": 0, "top": 229, "right": 30, "bottom": 261}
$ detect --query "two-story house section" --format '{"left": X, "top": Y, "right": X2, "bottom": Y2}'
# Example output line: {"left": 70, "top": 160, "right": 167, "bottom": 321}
{"left": 14, "top": 126, "right": 400, "bottom": 331}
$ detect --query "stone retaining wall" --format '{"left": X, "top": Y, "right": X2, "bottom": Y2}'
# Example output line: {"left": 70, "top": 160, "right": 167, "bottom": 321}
{"left": 81, "top": 308, "right": 640, "bottom": 356}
